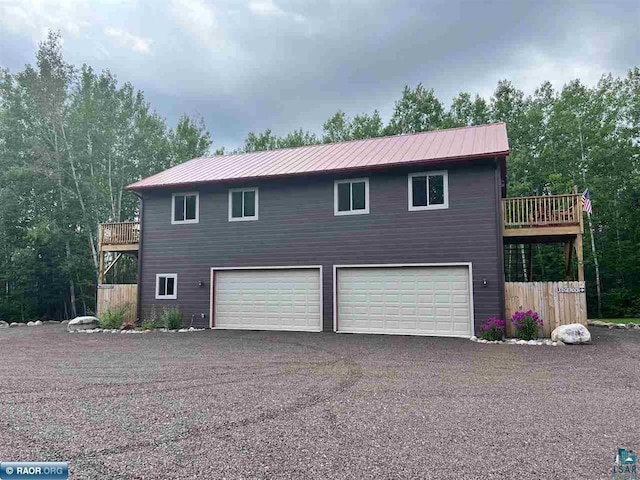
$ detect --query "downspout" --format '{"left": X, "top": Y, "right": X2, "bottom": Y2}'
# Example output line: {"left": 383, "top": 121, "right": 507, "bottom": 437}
{"left": 132, "top": 191, "right": 144, "bottom": 323}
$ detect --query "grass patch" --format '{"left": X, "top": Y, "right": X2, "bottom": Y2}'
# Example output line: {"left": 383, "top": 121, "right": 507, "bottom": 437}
{"left": 591, "top": 318, "right": 639, "bottom": 324}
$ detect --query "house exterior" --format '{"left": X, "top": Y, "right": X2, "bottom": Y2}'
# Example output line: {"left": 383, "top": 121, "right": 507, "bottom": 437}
{"left": 126, "top": 122, "right": 510, "bottom": 337}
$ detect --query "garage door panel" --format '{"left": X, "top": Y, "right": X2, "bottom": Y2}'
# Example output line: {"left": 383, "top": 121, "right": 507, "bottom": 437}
{"left": 337, "top": 266, "right": 471, "bottom": 337}
{"left": 214, "top": 268, "right": 321, "bottom": 332}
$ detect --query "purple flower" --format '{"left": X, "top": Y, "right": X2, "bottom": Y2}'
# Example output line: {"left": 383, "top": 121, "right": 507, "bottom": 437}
{"left": 479, "top": 316, "right": 506, "bottom": 340}
{"left": 510, "top": 310, "right": 544, "bottom": 340}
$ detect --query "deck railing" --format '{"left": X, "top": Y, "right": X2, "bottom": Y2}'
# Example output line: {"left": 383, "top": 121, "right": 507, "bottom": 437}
{"left": 99, "top": 221, "right": 140, "bottom": 246}
{"left": 502, "top": 194, "right": 582, "bottom": 229}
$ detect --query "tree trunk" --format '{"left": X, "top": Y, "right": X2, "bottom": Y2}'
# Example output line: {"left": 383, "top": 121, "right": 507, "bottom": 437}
{"left": 578, "top": 123, "right": 603, "bottom": 317}
{"left": 60, "top": 124, "right": 100, "bottom": 275}
{"left": 66, "top": 241, "right": 77, "bottom": 319}
{"left": 586, "top": 213, "right": 603, "bottom": 317}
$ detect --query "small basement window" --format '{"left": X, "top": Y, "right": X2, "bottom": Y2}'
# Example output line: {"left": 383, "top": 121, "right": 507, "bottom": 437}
{"left": 229, "top": 188, "right": 259, "bottom": 221}
{"left": 408, "top": 171, "right": 449, "bottom": 211}
{"left": 172, "top": 193, "right": 199, "bottom": 224}
{"left": 156, "top": 274, "right": 177, "bottom": 300}
{"left": 334, "top": 178, "right": 369, "bottom": 215}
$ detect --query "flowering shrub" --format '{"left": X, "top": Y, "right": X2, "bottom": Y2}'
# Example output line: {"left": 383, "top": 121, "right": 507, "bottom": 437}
{"left": 479, "top": 317, "right": 506, "bottom": 341}
{"left": 511, "top": 310, "right": 543, "bottom": 340}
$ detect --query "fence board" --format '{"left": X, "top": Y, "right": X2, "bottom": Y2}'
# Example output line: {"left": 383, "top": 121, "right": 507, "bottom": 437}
{"left": 505, "top": 281, "right": 587, "bottom": 337}
{"left": 97, "top": 284, "right": 138, "bottom": 324}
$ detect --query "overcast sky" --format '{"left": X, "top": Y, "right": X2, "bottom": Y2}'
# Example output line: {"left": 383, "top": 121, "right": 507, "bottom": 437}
{"left": 1, "top": 0, "right": 638, "bottom": 151}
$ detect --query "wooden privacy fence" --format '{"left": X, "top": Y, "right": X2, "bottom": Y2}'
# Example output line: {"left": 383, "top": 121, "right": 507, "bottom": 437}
{"left": 505, "top": 281, "right": 587, "bottom": 337}
{"left": 97, "top": 284, "right": 138, "bottom": 324}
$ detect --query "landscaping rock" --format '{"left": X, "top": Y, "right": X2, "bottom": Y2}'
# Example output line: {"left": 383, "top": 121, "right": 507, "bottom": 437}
{"left": 61, "top": 320, "right": 69, "bottom": 325}
{"left": 551, "top": 323, "right": 591, "bottom": 344}
{"left": 0, "top": 321, "right": 9, "bottom": 328}
{"left": 34, "top": 320, "right": 43, "bottom": 326}
{"left": 10, "top": 322, "right": 26, "bottom": 327}
{"left": 67, "top": 316, "right": 100, "bottom": 332}
{"left": 27, "top": 321, "right": 36, "bottom": 326}
{"left": 516, "top": 340, "right": 528, "bottom": 345}
{"left": 469, "top": 336, "right": 477, "bottom": 342}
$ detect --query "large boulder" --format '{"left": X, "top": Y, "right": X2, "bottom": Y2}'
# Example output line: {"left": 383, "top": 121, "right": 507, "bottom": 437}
{"left": 551, "top": 323, "right": 591, "bottom": 344}
{"left": 67, "top": 316, "right": 100, "bottom": 332}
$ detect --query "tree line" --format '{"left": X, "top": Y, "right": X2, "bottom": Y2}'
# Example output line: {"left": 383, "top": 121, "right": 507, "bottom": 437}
{"left": 0, "top": 33, "right": 211, "bottom": 320}
{"left": 1, "top": 32, "right": 638, "bottom": 321}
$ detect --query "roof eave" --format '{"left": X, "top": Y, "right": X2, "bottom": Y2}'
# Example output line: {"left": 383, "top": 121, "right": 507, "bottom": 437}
{"left": 125, "top": 150, "right": 510, "bottom": 192}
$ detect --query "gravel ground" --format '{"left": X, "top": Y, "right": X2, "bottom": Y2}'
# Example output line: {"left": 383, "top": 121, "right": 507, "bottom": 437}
{"left": 0, "top": 326, "right": 638, "bottom": 479}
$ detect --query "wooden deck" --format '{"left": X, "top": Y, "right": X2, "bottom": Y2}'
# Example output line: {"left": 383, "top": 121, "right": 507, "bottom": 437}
{"left": 502, "top": 194, "right": 583, "bottom": 239}
{"left": 98, "top": 222, "right": 140, "bottom": 284}
{"left": 502, "top": 193, "right": 585, "bottom": 282}
{"left": 99, "top": 222, "right": 140, "bottom": 252}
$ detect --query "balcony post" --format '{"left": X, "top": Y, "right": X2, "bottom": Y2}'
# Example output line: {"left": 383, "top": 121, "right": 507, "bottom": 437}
{"left": 575, "top": 233, "right": 584, "bottom": 282}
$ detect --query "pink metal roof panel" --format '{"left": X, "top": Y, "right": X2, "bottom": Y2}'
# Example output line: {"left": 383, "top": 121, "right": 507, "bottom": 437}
{"left": 127, "top": 122, "right": 509, "bottom": 190}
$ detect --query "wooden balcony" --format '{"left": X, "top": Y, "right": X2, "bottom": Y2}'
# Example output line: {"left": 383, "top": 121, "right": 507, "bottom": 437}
{"left": 502, "top": 194, "right": 583, "bottom": 241}
{"left": 98, "top": 222, "right": 140, "bottom": 252}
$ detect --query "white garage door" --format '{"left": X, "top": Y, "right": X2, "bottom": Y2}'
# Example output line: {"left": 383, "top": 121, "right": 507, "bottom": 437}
{"left": 213, "top": 268, "right": 322, "bottom": 332}
{"left": 336, "top": 265, "right": 472, "bottom": 337}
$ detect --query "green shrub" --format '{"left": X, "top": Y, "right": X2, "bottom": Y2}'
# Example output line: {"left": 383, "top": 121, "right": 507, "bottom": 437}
{"left": 161, "top": 306, "right": 182, "bottom": 330}
{"left": 141, "top": 318, "right": 156, "bottom": 330}
{"left": 141, "top": 305, "right": 158, "bottom": 330}
{"left": 99, "top": 305, "right": 128, "bottom": 329}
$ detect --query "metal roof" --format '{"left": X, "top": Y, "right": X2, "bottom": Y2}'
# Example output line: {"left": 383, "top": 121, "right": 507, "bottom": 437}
{"left": 127, "top": 122, "right": 509, "bottom": 190}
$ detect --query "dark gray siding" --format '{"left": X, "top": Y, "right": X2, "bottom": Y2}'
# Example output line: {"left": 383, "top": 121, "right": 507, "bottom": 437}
{"left": 140, "top": 160, "right": 503, "bottom": 333}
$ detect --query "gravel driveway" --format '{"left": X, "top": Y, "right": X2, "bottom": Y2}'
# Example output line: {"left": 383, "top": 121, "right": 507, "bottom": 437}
{"left": 0, "top": 326, "right": 638, "bottom": 479}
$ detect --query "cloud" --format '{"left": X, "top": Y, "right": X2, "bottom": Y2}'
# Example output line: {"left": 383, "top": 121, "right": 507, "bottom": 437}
{"left": 104, "top": 27, "right": 152, "bottom": 54}
{"left": 0, "top": 0, "right": 638, "bottom": 151}
{"left": 0, "top": 0, "right": 91, "bottom": 42}
{"left": 169, "top": 0, "right": 223, "bottom": 48}
{"left": 248, "top": 0, "right": 305, "bottom": 23}
{"left": 248, "top": 0, "right": 284, "bottom": 16}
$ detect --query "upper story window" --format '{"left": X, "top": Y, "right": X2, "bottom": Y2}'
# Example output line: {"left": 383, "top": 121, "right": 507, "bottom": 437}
{"left": 408, "top": 171, "right": 449, "bottom": 211}
{"left": 334, "top": 178, "right": 369, "bottom": 216}
{"left": 156, "top": 273, "right": 177, "bottom": 300}
{"left": 172, "top": 193, "right": 199, "bottom": 224}
{"left": 229, "top": 187, "right": 259, "bottom": 221}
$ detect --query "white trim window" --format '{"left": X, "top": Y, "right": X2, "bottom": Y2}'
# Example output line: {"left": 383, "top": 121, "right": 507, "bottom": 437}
{"left": 408, "top": 171, "right": 449, "bottom": 211}
{"left": 228, "top": 187, "right": 259, "bottom": 221}
{"left": 172, "top": 192, "right": 199, "bottom": 224}
{"left": 155, "top": 273, "right": 177, "bottom": 300}
{"left": 334, "top": 178, "right": 369, "bottom": 216}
